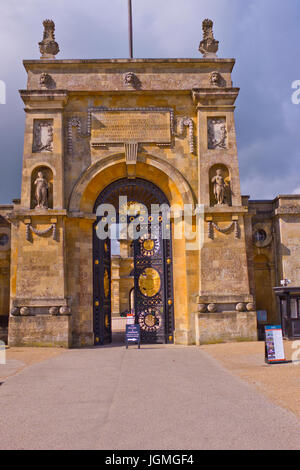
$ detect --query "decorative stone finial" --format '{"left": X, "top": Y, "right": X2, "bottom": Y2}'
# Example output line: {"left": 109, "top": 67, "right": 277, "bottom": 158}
{"left": 39, "top": 19, "right": 60, "bottom": 59}
{"left": 199, "top": 19, "right": 219, "bottom": 58}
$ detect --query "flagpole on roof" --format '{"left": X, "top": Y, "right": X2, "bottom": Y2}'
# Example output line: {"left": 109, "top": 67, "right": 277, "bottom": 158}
{"left": 128, "top": 0, "right": 133, "bottom": 58}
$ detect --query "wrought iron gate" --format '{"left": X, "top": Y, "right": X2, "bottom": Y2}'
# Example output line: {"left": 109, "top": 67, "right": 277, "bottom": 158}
{"left": 134, "top": 224, "right": 174, "bottom": 343}
{"left": 93, "top": 236, "right": 111, "bottom": 345}
{"left": 93, "top": 178, "right": 174, "bottom": 345}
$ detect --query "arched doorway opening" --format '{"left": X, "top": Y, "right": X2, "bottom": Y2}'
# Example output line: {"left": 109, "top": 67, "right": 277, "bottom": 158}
{"left": 93, "top": 178, "right": 174, "bottom": 345}
{"left": 254, "top": 253, "right": 276, "bottom": 323}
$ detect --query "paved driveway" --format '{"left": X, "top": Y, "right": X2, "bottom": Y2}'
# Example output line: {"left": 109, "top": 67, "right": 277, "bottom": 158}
{"left": 0, "top": 343, "right": 299, "bottom": 450}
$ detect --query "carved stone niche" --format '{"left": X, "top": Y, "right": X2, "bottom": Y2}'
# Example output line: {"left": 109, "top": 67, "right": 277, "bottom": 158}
{"left": 30, "top": 166, "right": 53, "bottom": 210}
{"left": 209, "top": 164, "right": 232, "bottom": 207}
{"left": 33, "top": 119, "right": 53, "bottom": 153}
{"left": 207, "top": 118, "right": 227, "bottom": 150}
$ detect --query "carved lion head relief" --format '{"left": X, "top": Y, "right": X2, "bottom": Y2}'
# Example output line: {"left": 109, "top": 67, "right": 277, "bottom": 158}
{"left": 123, "top": 72, "right": 141, "bottom": 89}
{"left": 39, "top": 73, "right": 55, "bottom": 89}
{"left": 209, "top": 71, "right": 226, "bottom": 87}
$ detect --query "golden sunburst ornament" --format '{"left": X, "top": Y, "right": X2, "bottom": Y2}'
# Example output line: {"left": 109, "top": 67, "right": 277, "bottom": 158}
{"left": 143, "top": 239, "right": 155, "bottom": 251}
{"left": 139, "top": 236, "right": 159, "bottom": 257}
{"left": 138, "top": 268, "right": 161, "bottom": 297}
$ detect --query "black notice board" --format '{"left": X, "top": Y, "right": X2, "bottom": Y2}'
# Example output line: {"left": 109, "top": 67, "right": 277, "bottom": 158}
{"left": 126, "top": 324, "right": 141, "bottom": 349}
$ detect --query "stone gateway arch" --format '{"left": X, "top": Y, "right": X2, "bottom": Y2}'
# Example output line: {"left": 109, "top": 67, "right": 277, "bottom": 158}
{"left": 0, "top": 19, "right": 300, "bottom": 347}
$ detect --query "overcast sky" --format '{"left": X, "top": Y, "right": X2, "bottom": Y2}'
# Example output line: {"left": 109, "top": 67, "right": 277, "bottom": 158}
{"left": 0, "top": 0, "right": 299, "bottom": 203}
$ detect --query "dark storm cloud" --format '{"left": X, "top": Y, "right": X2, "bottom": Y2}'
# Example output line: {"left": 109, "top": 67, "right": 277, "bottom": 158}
{"left": 0, "top": 0, "right": 300, "bottom": 203}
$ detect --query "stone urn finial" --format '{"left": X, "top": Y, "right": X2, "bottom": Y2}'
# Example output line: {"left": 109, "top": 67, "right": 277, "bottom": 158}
{"left": 199, "top": 18, "right": 219, "bottom": 58}
{"left": 39, "top": 19, "right": 60, "bottom": 59}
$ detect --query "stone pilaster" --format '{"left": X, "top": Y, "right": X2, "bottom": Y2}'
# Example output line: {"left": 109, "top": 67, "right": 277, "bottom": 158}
{"left": 193, "top": 86, "right": 256, "bottom": 342}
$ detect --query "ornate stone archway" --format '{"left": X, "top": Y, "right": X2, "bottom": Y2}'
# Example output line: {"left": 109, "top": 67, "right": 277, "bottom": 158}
{"left": 67, "top": 155, "right": 195, "bottom": 346}
{"left": 68, "top": 152, "right": 196, "bottom": 214}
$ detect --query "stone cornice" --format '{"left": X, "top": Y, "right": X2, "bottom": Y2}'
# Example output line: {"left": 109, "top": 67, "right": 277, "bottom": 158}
{"left": 13, "top": 298, "right": 68, "bottom": 307}
{"left": 274, "top": 208, "right": 300, "bottom": 216}
{"left": 204, "top": 205, "right": 248, "bottom": 215}
{"left": 0, "top": 205, "right": 14, "bottom": 211}
{"left": 192, "top": 87, "right": 239, "bottom": 107}
{"left": 23, "top": 58, "right": 236, "bottom": 70}
{"left": 4, "top": 209, "right": 98, "bottom": 221}
{"left": 67, "top": 212, "right": 97, "bottom": 220}
{"left": 197, "top": 294, "right": 254, "bottom": 304}
{"left": 249, "top": 195, "right": 300, "bottom": 217}
{"left": 10, "top": 209, "right": 67, "bottom": 218}
{"left": 19, "top": 90, "right": 69, "bottom": 111}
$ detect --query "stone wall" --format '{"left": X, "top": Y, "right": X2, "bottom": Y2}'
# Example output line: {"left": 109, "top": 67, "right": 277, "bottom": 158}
{"left": 8, "top": 315, "right": 71, "bottom": 348}
{"left": 248, "top": 195, "right": 300, "bottom": 325}
{"left": 196, "top": 311, "right": 257, "bottom": 345}
{"left": 0, "top": 214, "right": 11, "bottom": 327}
{"left": 248, "top": 200, "right": 278, "bottom": 323}
{"left": 276, "top": 196, "right": 300, "bottom": 286}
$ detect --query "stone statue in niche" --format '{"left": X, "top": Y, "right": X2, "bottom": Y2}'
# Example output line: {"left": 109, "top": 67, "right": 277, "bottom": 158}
{"left": 33, "top": 121, "right": 53, "bottom": 152}
{"left": 208, "top": 118, "right": 227, "bottom": 149}
{"left": 34, "top": 171, "right": 49, "bottom": 209}
{"left": 211, "top": 169, "right": 230, "bottom": 205}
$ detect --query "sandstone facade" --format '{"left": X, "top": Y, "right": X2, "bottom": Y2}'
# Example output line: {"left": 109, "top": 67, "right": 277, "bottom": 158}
{"left": 0, "top": 21, "right": 300, "bottom": 347}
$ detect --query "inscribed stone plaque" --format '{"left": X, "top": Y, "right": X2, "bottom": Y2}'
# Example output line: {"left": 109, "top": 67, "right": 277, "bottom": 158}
{"left": 91, "top": 110, "right": 172, "bottom": 145}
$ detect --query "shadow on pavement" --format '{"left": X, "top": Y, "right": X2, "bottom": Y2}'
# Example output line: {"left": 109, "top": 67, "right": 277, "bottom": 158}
{"left": 73, "top": 332, "right": 170, "bottom": 350}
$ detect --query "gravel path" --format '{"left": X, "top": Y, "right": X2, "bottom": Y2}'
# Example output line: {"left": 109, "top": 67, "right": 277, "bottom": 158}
{"left": 0, "top": 343, "right": 299, "bottom": 450}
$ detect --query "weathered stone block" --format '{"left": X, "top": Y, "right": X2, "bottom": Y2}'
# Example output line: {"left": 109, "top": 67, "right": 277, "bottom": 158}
{"left": 196, "top": 311, "right": 257, "bottom": 345}
{"left": 8, "top": 315, "right": 71, "bottom": 348}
